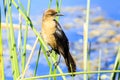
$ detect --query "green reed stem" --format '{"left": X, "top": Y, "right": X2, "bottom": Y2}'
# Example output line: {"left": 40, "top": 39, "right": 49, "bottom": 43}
{"left": 6, "top": 8, "right": 15, "bottom": 80}
{"left": 3, "top": 0, "right": 7, "bottom": 16}
{"left": 48, "top": 0, "right": 52, "bottom": 9}
{"left": 34, "top": 45, "right": 41, "bottom": 76}
{"left": 87, "top": 41, "right": 91, "bottom": 79}
{"left": 22, "top": 0, "right": 31, "bottom": 72}
{"left": 56, "top": 0, "right": 59, "bottom": 21}
{"left": 0, "top": 6, "right": 5, "bottom": 80}
{"left": 97, "top": 50, "right": 101, "bottom": 80}
{"left": 18, "top": 14, "right": 22, "bottom": 53}
{"left": 50, "top": 51, "right": 58, "bottom": 80}
{"left": 110, "top": 47, "right": 120, "bottom": 80}
{"left": 23, "top": 70, "right": 120, "bottom": 80}
{"left": 118, "top": 72, "right": 120, "bottom": 80}
{"left": 83, "top": 0, "right": 90, "bottom": 80}
{"left": 18, "top": 0, "right": 27, "bottom": 16}
{"left": 7, "top": 0, "right": 20, "bottom": 79}
{"left": 17, "top": 0, "right": 23, "bottom": 73}
{"left": 21, "top": 37, "right": 39, "bottom": 79}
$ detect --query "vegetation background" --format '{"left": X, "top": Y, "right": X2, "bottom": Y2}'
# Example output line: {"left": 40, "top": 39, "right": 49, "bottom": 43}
{"left": 0, "top": 0, "right": 120, "bottom": 80}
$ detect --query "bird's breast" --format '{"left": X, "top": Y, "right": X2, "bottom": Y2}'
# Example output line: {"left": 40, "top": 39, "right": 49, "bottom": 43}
{"left": 41, "top": 21, "right": 57, "bottom": 48}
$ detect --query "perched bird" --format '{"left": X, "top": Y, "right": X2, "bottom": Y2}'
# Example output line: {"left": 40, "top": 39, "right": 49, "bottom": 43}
{"left": 41, "top": 9, "right": 76, "bottom": 75}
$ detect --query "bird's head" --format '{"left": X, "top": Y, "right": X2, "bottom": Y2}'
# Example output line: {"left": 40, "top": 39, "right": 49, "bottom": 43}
{"left": 43, "top": 9, "right": 63, "bottom": 20}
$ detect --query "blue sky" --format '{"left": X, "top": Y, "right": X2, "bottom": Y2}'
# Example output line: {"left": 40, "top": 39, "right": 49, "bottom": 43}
{"left": 1, "top": 0, "right": 120, "bottom": 21}
{"left": 29, "top": 0, "right": 120, "bottom": 20}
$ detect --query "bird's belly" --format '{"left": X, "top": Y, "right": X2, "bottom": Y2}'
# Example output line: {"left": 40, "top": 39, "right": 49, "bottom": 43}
{"left": 42, "top": 33, "right": 57, "bottom": 49}
{"left": 41, "top": 21, "right": 57, "bottom": 49}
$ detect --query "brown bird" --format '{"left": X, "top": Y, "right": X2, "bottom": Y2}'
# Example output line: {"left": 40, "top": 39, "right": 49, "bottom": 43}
{"left": 41, "top": 9, "right": 76, "bottom": 75}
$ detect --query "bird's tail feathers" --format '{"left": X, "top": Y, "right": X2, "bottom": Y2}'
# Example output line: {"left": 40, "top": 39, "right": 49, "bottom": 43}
{"left": 63, "top": 52, "right": 76, "bottom": 76}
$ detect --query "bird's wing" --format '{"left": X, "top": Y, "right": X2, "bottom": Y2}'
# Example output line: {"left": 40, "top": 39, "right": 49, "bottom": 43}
{"left": 53, "top": 19, "right": 69, "bottom": 53}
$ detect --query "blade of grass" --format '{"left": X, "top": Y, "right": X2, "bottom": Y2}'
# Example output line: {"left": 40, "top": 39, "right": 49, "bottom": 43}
{"left": 17, "top": 13, "right": 22, "bottom": 54}
{"left": 56, "top": 0, "right": 60, "bottom": 20}
{"left": 0, "top": 5, "right": 5, "bottom": 80}
{"left": 59, "top": 0, "right": 62, "bottom": 10}
{"left": 83, "top": 23, "right": 88, "bottom": 80}
{"left": 87, "top": 41, "right": 91, "bottom": 79}
{"left": 22, "top": 0, "right": 31, "bottom": 72}
{"left": 50, "top": 51, "right": 58, "bottom": 80}
{"left": 83, "top": 0, "right": 90, "bottom": 80}
{"left": 34, "top": 44, "right": 41, "bottom": 76}
{"left": 17, "top": 0, "right": 31, "bottom": 73}
{"left": 23, "top": 70, "right": 120, "bottom": 80}
{"left": 17, "top": 0, "right": 23, "bottom": 58}
{"left": 118, "top": 72, "right": 120, "bottom": 80}
{"left": 48, "top": 65, "right": 53, "bottom": 80}
{"left": 48, "top": 0, "right": 52, "bottom": 9}
{"left": 3, "top": 0, "right": 7, "bottom": 16}
{"left": 7, "top": 0, "right": 20, "bottom": 79}
{"left": 21, "top": 37, "right": 39, "bottom": 79}
{"left": 110, "top": 47, "right": 120, "bottom": 80}
{"left": 18, "top": 0, "right": 27, "bottom": 16}
{"left": 97, "top": 50, "right": 101, "bottom": 80}
{"left": 6, "top": 6, "right": 15, "bottom": 80}
{"left": 17, "top": 0, "right": 31, "bottom": 72}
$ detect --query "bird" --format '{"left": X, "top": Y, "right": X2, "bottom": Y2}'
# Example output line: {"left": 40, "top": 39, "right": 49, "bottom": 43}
{"left": 41, "top": 9, "right": 76, "bottom": 76}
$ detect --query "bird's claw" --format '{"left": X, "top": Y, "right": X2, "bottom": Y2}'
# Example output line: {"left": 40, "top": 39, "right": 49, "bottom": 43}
{"left": 53, "top": 54, "right": 61, "bottom": 68}
{"left": 53, "top": 61, "right": 59, "bottom": 68}
{"left": 46, "top": 49, "right": 52, "bottom": 57}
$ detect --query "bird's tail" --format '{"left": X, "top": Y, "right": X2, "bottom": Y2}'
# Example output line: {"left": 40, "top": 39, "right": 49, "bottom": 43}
{"left": 63, "top": 52, "right": 76, "bottom": 76}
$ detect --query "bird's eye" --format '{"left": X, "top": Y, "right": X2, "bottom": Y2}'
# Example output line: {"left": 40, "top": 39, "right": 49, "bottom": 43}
{"left": 51, "top": 13, "right": 56, "bottom": 15}
{"left": 50, "top": 12, "right": 57, "bottom": 16}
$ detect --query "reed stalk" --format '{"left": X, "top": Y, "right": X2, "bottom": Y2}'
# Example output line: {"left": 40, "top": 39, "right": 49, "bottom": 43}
{"left": 3, "top": 0, "right": 7, "bottom": 16}
{"left": 110, "top": 47, "right": 120, "bottom": 80}
{"left": 97, "top": 50, "right": 101, "bottom": 80}
{"left": 17, "top": 13, "right": 22, "bottom": 55}
{"left": 34, "top": 44, "right": 41, "bottom": 76}
{"left": 21, "top": 37, "right": 39, "bottom": 79}
{"left": 6, "top": 6, "right": 15, "bottom": 80}
{"left": 6, "top": 9, "right": 17, "bottom": 80}
{"left": 22, "top": 0, "right": 31, "bottom": 72}
{"left": 48, "top": 0, "right": 52, "bottom": 9}
{"left": 87, "top": 41, "right": 91, "bottom": 79}
{"left": 0, "top": 6, "right": 5, "bottom": 80}
{"left": 7, "top": 0, "right": 20, "bottom": 79}
{"left": 83, "top": 0, "right": 90, "bottom": 80}
{"left": 23, "top": 70, "right": 120, "bottom": 80}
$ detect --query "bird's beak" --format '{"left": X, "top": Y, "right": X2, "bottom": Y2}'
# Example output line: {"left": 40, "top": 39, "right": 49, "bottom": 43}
{"left": 55, "top": 13, "right": 64, "bottom": 16}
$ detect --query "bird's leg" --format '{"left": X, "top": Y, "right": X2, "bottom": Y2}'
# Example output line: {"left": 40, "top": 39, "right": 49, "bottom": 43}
{"left": 53, "top": 54, "right": 61, "bottom": 68}
{"left": 46, "top": 49, "right": 53, "bottom": 57}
